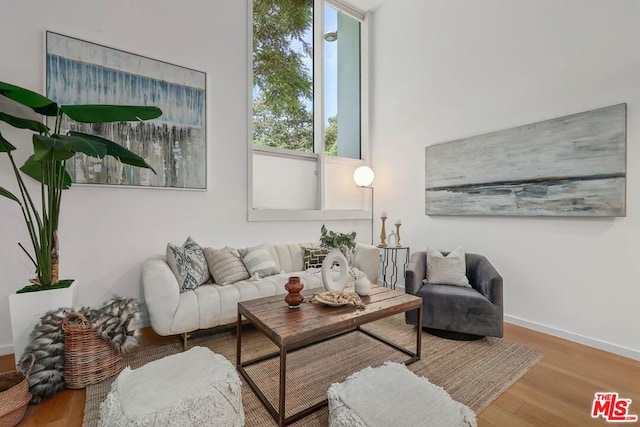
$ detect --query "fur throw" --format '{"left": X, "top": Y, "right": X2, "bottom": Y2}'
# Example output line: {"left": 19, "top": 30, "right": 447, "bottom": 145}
{"left": 18, "top": 297, "right": 141, "bottom": 404}
{"left": 18, "top": 307, "right": 70, "bottom": 404}
{"left": 81, "top": 296, "right": 142, "bottom": 354}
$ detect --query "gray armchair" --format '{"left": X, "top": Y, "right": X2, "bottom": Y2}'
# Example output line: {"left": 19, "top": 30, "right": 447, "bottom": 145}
{"left": 405, "top": 251, "right": 503, "bottom": 338}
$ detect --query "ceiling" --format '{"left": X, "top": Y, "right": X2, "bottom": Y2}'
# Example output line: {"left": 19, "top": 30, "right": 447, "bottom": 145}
{"left": 343, "top": 0, "right": 389, "bottom": 13}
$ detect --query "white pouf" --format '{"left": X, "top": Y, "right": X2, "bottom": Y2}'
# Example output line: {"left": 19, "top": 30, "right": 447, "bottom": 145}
{"left": 328, "top": 362, "right": 476, "bottom": 427}
{"left": 99, "top": 346, "right": 244, "bottom": 426}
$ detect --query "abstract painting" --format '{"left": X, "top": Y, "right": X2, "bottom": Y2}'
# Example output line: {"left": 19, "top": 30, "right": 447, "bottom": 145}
{"left": 425, "top": 104, "right": 626, "bottom": 216}
{"left": 46, "top": 32, "right": 206, "bottom": 189}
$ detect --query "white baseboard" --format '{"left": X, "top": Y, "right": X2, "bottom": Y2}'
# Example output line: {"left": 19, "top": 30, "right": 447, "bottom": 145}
{"left": 505, "top": 315, "right": 639, "bottom": 361}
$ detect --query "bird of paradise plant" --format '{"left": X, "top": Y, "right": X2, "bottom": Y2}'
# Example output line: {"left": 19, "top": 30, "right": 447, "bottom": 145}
{"left": 0, "top": 81, "right": 162, "bottom": 292}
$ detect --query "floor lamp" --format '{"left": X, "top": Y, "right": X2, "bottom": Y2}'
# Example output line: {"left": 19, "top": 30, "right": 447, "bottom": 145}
{"left": 353, "top": 166, "right": 375, "bottom": 245}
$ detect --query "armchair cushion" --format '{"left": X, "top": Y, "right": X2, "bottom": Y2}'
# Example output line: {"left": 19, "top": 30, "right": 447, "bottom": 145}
{"left": 425, "top": 246, "right": 470, "bottom": 287}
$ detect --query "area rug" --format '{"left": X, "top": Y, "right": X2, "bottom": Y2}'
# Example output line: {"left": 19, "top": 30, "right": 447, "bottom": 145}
{"left": 83, "top": 315, "right": 543, "bottom": 426}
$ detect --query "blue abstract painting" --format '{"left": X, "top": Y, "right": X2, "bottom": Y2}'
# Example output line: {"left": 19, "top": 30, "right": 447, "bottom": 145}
{"left": 46, "top": 32, "right": 206, "bottom": 189}
{"left": 425, "top": 104, "right": 626, "bottom": 217}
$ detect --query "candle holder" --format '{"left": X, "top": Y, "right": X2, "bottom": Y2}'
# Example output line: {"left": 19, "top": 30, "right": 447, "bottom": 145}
{"left": 395, "top": 224, "right": 402, "bottom": 247}
{"left": 378, "top": 216, "right": 388, "bottom": 248}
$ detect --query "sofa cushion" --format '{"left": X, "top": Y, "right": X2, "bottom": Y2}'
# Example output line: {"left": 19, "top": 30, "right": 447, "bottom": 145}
{"left": 239, "top": 245, "right": 278, "bottom": 277}
{"left": 203, "top": 247, "right": 250, "bottom": 285}
{"left": 302, "top": 247, "right": 329, "bottom": 269}
{"left": 268, "top": 243, "right": 314, "bottom": 273}
{"left": 166, "top": 236, "right": 210, "bottom": 292}
{"left": 426, "top": 246, "right": 470, "bottom": 287}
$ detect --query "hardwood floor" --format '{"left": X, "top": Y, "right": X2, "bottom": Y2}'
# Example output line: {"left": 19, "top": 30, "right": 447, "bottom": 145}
{"left": 1, "top": 323, "right": 637, "bottom": 426}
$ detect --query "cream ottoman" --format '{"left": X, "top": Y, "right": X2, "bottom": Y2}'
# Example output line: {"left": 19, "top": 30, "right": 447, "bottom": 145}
{"left": 99, "top": 346, "right": 244, "bottom": 426}
{"left": 328, "top": 362, "right": 476, "bottom": 427}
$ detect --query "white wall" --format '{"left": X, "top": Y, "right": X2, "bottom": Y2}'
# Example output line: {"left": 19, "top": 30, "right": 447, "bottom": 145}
{"left": 370, "top": 0, "right": 640, "bottom": 359}
{"left": 0, "top": 0, "right": 371, "bottom": 355}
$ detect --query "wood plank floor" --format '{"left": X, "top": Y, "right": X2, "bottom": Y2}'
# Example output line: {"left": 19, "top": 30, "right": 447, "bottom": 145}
{"left": 1, "top": 323, "right": 637, "bottom": 426}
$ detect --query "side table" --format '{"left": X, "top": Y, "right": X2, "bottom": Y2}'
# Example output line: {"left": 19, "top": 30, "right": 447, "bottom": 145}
{"left": 379, "top": 246, "right": 410, "bottom": 290}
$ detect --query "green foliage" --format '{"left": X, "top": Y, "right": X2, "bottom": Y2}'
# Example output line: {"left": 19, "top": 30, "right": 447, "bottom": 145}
{"left": 0, "top": 80, "right": 162, "bottom": 290}
{"left": 319, "top": 224, "right": 357, "bottom": 252}
{"left": 324, "top": 115, "right": 337, "bottom": 155}
{"left": 252, "top": 0, "right": 314, "bottom": 152}
{"left": 253, "top": 93, "right": 312, "bottom": 151}
{"left": 60, "top": 105, "right": 161, "bottom": 123}
{"left": 253, "top": 0, "right": 312, "bottom": 118}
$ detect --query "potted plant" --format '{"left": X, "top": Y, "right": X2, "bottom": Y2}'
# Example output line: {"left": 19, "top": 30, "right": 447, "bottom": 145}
{"left": 0, "top": 81, "right": 162, "bottom": 362}
{"left": 319, "top": 224, "right": 356, "bottom": 256}
{"left": 318, "top": 225, "right": 357, "bottom": 292}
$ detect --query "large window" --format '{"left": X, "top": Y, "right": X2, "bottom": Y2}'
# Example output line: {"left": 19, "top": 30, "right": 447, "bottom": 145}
{"left": 250, "top": 0, "right": 368, "bottom": 218}
{"left": 323, "top": 3, "right": 361, "bottom": 158}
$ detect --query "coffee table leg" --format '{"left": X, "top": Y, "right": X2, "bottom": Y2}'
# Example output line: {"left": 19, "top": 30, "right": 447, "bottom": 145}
{"left": 279, "top": 346, "right": 287, "bottom": 426}
{"left": 236, "top": 311, "right": 242, "bottom": 366}
{"left": 416, "top": 304, "right": 422, "bottom": 359}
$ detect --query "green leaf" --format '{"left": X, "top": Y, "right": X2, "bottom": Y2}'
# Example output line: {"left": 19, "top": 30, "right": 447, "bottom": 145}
{"left": 33, "top": 135, "right": 74, "bottom": 161}
{"left": 0, "top": 112, "right": 49, "bottom": 133}
{"left": 0, "top": 81, "right": 58, "bottom": 116}
{"left": 319, "top": 224, "right": 357, "bottom": 251}
{"left": 57, "top": 134, "right": 107, "bottom": 158}
{"left": 68, "top": 131, "right": 156, "bottom": 173}
{"left": 0, "top": 131, "right": 16, "bottom": 152}
{"left": 0, "top": 186, "right": 20, "bottom": 203}
{"left": 20, "top": 155, "right": 72, "bottom": 189}
{"left": 60, "top": 105, "right": 162, "bottom": 123}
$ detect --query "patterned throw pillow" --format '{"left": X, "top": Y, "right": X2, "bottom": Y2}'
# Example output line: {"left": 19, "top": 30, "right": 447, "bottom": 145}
{"left": 303, "top": 247, "right": 329, "bottom": 269}
{"left": 425, "top": 246, "right": 470, "bottom": 287}
{"left": 203, "top": 247, "right": 250, "bottom": 285}
{"left": 166, "top": 236, "right": 210, "bottom": 292}
{"left": 239, "top": 245, "right": 278, "bottom": 277}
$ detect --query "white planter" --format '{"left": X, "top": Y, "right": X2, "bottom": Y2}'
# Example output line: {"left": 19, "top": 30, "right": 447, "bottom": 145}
{"left": 8, "top": 281, "right": 78, "bottom": 365}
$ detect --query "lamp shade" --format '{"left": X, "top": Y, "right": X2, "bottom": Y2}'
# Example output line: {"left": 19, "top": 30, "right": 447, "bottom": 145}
{"left": 353, "top": 166, "right": 374, "bottom": 187}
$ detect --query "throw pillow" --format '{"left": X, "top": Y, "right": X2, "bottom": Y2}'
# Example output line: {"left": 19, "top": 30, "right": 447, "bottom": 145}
{"left": 239, "top": 245, "right": 278, "bottom": 277}
{"left": 425, "top": 246, "right": 470, "bottom": 287}
{"left": 302, "top": 246, "right": 329, "bottom": 269}
{"left": 166, "top": 236, "right": 210, "bottom": 292}
{"left": 202, "top": 247, "right": 250, "bottom": 285}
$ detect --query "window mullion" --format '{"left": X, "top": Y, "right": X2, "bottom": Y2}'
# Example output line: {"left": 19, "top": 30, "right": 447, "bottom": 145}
{"left": 314, "top": 0, "right": 326, "bottom": 210}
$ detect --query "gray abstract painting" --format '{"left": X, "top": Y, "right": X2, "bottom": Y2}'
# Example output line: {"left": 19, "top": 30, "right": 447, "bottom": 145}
{"left": 425, "top": 104, "right": 626, "bottom": 216}
{"left": 46, "top": 32, "right": 206, "bottom": 189}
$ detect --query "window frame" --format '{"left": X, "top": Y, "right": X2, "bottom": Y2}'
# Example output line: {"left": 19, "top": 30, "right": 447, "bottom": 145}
{"left": 247, "top": 0, "right": 371, "bottom": 222}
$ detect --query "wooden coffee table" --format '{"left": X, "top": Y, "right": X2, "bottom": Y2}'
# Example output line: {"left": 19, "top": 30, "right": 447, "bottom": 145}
{"left": 236, "top": 285, "right": 422, "bottom": 426}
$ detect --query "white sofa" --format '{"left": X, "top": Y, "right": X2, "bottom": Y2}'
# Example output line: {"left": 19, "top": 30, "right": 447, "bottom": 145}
{"left": 142, "top": 242, "right": 379, "bottom": 343}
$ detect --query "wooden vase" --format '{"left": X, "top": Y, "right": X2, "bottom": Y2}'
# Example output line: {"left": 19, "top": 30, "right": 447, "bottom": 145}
{"left": 284, "top": 276, "right": 304, "bottom": 308}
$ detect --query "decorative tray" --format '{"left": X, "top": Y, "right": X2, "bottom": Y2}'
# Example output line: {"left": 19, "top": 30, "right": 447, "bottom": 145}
{"left": 314, "top": 291, "right": 352, "bottom": 306}
{"left": 311, "top": 291, "right": 365, "bottom": 309}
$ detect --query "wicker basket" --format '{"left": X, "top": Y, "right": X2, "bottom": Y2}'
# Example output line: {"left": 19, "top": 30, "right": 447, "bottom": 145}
{"left": 63, "top": 312, "right": 124, "bottom": 389}
{"left": 0, "top": 355, "right": 34, "bottom": 427}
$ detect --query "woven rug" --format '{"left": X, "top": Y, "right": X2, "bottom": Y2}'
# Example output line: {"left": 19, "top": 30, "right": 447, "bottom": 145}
{"left": 83, "top": 315, "right": 543, "bottom": 426}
